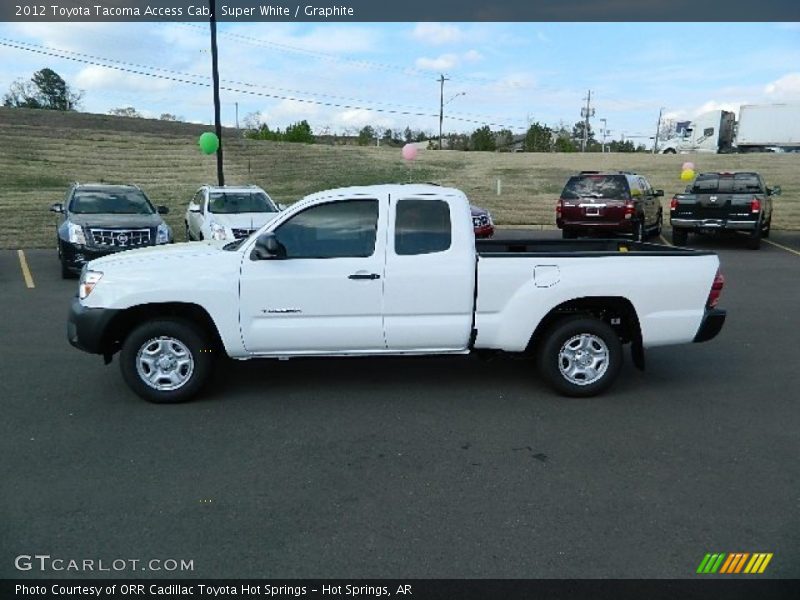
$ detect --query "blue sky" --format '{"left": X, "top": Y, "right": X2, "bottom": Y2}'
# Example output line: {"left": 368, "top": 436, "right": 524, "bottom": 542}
{"left": 0, "top": 21, "right": 798, "bottom": 144}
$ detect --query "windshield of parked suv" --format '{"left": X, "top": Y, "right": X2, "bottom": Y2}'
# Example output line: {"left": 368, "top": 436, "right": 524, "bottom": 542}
{"left": 691, "top": 173, "right": 763, "bottom": 194}
{"left": 208, "top": 192, "right": 277, "bottom": 214}
{"left": 69, "top": 189, "right": 155, "bottom": 214}
{"left": 561, "top": 175, "right": 630, "bottom": 200}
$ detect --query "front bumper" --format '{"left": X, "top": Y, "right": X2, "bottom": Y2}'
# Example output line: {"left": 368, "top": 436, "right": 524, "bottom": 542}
{"left": 693, "top": 308, "right": 726, "bottom": 343}
{"left": 60, "top": 241, "right": 144, "bottom": 273}
{"left": 671, "top": 218, "right": 757, "bottom": 232}
{"left": 67, "top": 297, "right": 120, "bottom": 354}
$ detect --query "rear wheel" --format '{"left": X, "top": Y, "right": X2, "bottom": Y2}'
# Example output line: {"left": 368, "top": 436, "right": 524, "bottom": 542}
{"left": 632, "top": 219, "right": 645, "bottom": 242}
{"left": 762, "top": 218, "right": 771, "bottom": 239}
{"left": 652, "top": 211, "right": 663, "bottom": 237}
{"left": 537, "top": 316, "right": 623, "bottom": 397}
{"left": 120, "top": 319, "right": 215, "bottom": 403}
{"left": 746, "top": 221, "right": 762, "bottom": 250}
{"left": 672, "top": 228, "right": 689, "bottom": 246}
{"left": 662, "top": 148, "right": 676, "bottom": 154}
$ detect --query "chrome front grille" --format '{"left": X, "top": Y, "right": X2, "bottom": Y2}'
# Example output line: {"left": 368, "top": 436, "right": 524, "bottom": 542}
{"left": 89, "top": 228, "right": 151, "bottom": 248}
{"left": 232, "top": 228, "right": 257, "bottom": 239}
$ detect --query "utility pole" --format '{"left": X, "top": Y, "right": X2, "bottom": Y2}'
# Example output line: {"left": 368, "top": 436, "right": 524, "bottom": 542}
{"left": 653, "top": 107, "right": 664, "bottom": 154}
{"left": 438, "top": 73, "right": 450, "bottom": 150}
{"left": 580, "top": 90, "right": 595, "bottom": 152}
{"left": 600, "top": 118, "right": 608, "bottom": 153}
{"left": 209, "top": 0, "right": 225, "bottom": 185}
{"left": 235, "top": 101, "right": 239, "bottom": 130}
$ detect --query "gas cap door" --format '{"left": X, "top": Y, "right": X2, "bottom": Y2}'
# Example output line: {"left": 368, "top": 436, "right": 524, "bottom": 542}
{"left": 534, "top": 265, "right": 560, "bottom": 288}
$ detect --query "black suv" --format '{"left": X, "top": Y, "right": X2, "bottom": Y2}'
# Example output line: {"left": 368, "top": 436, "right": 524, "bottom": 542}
{"left": 50, "top": 183, "right": 173, "bottom": 278}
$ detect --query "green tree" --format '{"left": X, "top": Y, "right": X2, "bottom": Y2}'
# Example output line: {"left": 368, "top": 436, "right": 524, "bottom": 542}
{"left": 496, "top": 128, "right": 514, "bottom": 151}
{"left": 3, "top": 68, "right": 82, "bottom": 110}
{"left": 523, "top": 122, "right": 553, "bottom": 152}
{"left": 403, "top": 126, "right": 414, "bottom": 143}
{"left": 572, "top": 121, "right": 596, "bottom": 150}
{"left": 470, "top": 125, "right": 496, "bottom": 151}
{"left": 553, "top": 136, "right": 578, "bottom": 153}
{"left": 108, "top": 106, "right": 143, "bottom": 118}
{"left": 284, "top": 120, "right": 314, "bottom": 143}
{"left": 357, "top": 125, "right": 376, "bottom": 146}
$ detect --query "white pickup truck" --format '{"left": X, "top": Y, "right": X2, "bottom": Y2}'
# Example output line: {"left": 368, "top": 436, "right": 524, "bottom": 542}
{"left": 67, "top": 184, "right": 726, "bottom": 403}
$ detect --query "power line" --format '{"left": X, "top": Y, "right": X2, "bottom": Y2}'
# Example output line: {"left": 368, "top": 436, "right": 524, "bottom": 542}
{"left": 0, "top": 39, "right": 527, "bottom": 130}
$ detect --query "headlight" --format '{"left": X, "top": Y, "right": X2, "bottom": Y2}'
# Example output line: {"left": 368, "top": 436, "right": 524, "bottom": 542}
{"left": 67, "top": 222, "right": 86, "bottom": 245}
{"left": 209, "top": 222, "right": 228, "bottom": 241}
{"left": 79, "top": 270, "right": 103, "bottom": 300}
{"left": 156, "top": 223, "right": 171, "bottom": 244}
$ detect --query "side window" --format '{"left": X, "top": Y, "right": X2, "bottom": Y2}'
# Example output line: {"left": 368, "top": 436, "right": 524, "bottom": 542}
{"left": 275, "top": 199, "right": 378, "bottom": 259}
{"left": 395, "top": 199, "right": 451, "bottom": 256}
{"left": 703, "top": 127, "right": 714, "bottom": 138}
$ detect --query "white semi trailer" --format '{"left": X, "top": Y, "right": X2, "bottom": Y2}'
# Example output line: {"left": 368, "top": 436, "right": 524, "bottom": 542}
{"left": 659, "top": 104, "right": 800, "bottom": 154}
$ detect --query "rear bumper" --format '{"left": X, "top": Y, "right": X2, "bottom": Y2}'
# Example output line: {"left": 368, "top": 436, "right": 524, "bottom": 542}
{"left": 474, "top": 224, "right": 495, "bottom": 239}
{"left": 558, "top": 219, "right": 635, "bottom": 232}
{"left": 693, "top": 308, "right": 726, "bottom": 343}
{"left": 67, "top": 297, "right": 120, "bottom": 354}
{"left": 671, "top": 218, "right": 757, "bottom": 232}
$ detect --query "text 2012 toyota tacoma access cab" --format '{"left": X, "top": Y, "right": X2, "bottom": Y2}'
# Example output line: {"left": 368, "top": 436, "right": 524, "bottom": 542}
{"left": 67, "top": 184, "right": 726, "bottom": 403}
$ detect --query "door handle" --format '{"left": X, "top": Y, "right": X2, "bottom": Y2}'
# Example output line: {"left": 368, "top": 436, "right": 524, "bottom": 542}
{"left": 348, "top": 272, "right": 380, "bottom": 280}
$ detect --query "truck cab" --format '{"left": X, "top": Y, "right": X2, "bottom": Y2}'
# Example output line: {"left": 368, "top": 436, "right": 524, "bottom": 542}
{"left": 659, "top": 110, "right": 735, "bottom": 154}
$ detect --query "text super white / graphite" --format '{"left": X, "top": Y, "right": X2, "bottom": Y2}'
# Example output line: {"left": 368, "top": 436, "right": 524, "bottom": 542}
{"left": 28, "top": 5, "right": 355, "bottom": 18}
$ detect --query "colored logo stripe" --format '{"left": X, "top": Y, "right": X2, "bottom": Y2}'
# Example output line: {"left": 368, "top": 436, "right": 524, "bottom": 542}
{"left": 698, "top": 553, "right": 773, "bottom": 574}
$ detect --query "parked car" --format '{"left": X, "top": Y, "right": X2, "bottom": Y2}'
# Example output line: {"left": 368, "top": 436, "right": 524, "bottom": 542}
{"left": 556, "top": 171, "right": 664, "bottom": 241}
{"left": 50, "top": 183, "right": 172, "bottom": 279}
{"left": 670, "top": 172, "right": 780, "bottom": 249}
{"left": 471, "top": 205, "right": 495, "bottom": 238}
{"left": 67, "top": 184, "right": 725, "bottom": 404}
{"left": 185, "top": 185, "right": 280, "bottom": 242}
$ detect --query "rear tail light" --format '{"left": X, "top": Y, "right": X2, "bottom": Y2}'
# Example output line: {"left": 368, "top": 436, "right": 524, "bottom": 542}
{"left": 624, "top": 201, "right": 635, "bottom": 218}
{"left": 670, "top": 197, "right": 678, "bottom": 211}
{"left": 707, "top": 269, "right": 725, "bottom": 309}
{"left": 750, "top": 197, "right": 761, "bottom": 213}
{"left": 556, "top": 199, "right": 562, "bottom": 217}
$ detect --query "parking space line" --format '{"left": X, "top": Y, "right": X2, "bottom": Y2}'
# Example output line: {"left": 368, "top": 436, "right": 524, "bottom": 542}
{"left": 764, "top": 239, "right": 800, "bottom": 257}
{"left": 659, "top": 234, "right": 672, "bottom": 246}
{"left": 17, "top": 250, "right": 35, "bottom": 289}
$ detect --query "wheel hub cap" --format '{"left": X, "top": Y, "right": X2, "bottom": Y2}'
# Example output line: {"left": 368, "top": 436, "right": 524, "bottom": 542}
{"left": 558, "top": 333, "right": 610, "bottom": 386}
{"left": 136, "top": 336, "right": 195, "bottom": 391}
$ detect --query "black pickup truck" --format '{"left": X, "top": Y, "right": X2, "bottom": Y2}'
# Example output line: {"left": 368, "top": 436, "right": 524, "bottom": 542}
{"left": 670, "top": 172, "right": 781, "bottom": 249}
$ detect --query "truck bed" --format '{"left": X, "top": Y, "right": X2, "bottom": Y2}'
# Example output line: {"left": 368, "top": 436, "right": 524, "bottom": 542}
{"left": 476, "top": 238, "right": 712, "bottom": 257}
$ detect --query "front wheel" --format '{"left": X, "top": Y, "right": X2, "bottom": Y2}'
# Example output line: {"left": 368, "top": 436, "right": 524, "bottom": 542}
{"left": 537, "top": 316, "right": 623, "bottom": 397}
{"left": 652, "top": 211, "right": 663, "bottom": 237}
{"left": 632, "top": 219, "right": 645, "bottom": 242}
{"left": 746, "top": 222, "right": 762, "bottom": 250}
{"left": 120, "top": 319, "right": 215, "bottom": 403}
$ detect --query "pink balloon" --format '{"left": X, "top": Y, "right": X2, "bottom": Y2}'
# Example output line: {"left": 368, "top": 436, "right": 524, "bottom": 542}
{"left": 682, "top": 161, "right": 695, "bottom": 171}
{"left": 402, "top": 144, "right": 418, "bottom": 161}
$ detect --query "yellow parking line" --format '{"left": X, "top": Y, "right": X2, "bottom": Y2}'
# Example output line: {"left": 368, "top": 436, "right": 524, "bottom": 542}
{"left": 659, "top": 234, "right": 672, "bottom": 246}
{"left": 764, "top": 239, "right": 800, "bottom": 257}
{"left": 17, "top": 250, "right": 35, "bottom": 289}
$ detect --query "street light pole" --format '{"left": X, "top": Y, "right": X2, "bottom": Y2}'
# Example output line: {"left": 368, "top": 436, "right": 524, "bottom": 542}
{"left": 653, "top": 107, "right": 664, "bottom": 154}
{"left": 209, "top": 0, "right": 225, "bottom": 185}
{"left": 600, "top": 118, "right": 607, "bottom": 153}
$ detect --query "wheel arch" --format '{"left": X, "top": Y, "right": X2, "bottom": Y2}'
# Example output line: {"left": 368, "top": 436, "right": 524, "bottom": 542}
{"left": 101, "top": 302, "right": 224, "bottom": 358}
{"left": 526, "top": 296, "right": 643, "bottom": 364}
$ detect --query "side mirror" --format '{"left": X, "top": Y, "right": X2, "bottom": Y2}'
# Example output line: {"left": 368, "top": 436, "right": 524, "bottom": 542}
{"left": 188, "top": 202, "right": 202, "bottom": 213}
{"left": 251, "top": 232, "right": 286, "bottom": 260}
{"left": 50, "top": 202, "right": 64, "bottom": 213}
{"left": 157, "top": 206, "right": 169, "bottom": 214}
{"left": 768, "top": 185, "right": 781, "bottom": 196}
{"left": 654, "top": 189, "right": 664, "bottom": 197}
{"left": 685, "top": 185, "right": 692, "bottom": 193}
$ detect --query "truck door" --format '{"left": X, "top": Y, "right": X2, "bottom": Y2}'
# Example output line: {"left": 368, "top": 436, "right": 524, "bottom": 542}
{"left": 239, "top": 195, "right": 387, "bottom": 354}
{"left": 383, "top": 195, "right": 476, "bottom": 351}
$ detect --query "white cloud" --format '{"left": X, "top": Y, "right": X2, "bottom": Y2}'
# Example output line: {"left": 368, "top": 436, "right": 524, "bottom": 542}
{"left": 74, "top": 65, "right": 172, "bottom": 93}
{"left": 261, "top": 99, "right": 321, "bottom": 124}
{"left": 693, "top": 100, "right": 743, "bottom": 117}
{"left": 764, "top": 73, "right": 800, "bottom": 101}
{"left": 411, "top": 23, "right": 465, "bottom": 46}
{"left": 334, "top": 108, "right": 393, "bottom": 130}
{"left": 415, "top": 54, "right": 459, "bottom": 71}
{"left": 463, "top": 49, "right": 483, "bottom": 62}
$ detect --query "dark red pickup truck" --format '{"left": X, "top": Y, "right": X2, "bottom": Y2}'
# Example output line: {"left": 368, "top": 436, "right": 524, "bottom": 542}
{"left": 556, "top": 171, "right": 664, "bottom": 241}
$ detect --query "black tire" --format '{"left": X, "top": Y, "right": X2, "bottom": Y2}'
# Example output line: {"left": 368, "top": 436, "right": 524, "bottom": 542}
{"left": 119, "top": 319, "right": 215, "bottom": 403}
{"left": 762, "top": 218, "right": 771, "bottom": 239}
{"left": 662, "top": 148, "right": 676, "bottom": 154}
{"left": 746, "top": 222, "right": 762, "bottom": 250}
{"left": 632, "top": 219, "right": 645, "bottom": 242}
{"left": 185, "top": 223, "right": 192, "bottom": 242}
{"left": 537, "top": 316, "right": 623, "bottom": 397}
{"left": 60, "top": 259, "right": 74, "bottom": 279}
{"left": 652, "top": 211, "right": 663, "bottom": 237}
{"left": 672, "top": 228, "right": 689, "bottom": 246}
{"left": 562, "top": 229, "right": 578, "bottom": 240}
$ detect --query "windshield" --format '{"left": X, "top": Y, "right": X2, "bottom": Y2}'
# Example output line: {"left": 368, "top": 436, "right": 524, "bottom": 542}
{"left": 69, "top": 189, "right": 155, "bottom": 215}
{"left": 561, "top": 175, "right": 630, "bottom": 200}
{"left": 208, "top": 191, "right": 277, "bottom": 214}
{"left": 691, "top": 173, "right": 763, "bottom": 194}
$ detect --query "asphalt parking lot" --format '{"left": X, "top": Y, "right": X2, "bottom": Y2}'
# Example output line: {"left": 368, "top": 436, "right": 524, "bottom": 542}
{"left": 1, "top": 229, "right": 799, "bottom": 579}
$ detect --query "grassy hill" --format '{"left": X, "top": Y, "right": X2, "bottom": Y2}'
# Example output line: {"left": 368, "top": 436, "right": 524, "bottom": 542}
{"left": 2, "top": 107, "right": 799, "bottom": 248}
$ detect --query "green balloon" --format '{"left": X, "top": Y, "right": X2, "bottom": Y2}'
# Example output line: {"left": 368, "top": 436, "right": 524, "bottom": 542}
{"left": 198, "top": 132, "right": 219, "bottom": 155}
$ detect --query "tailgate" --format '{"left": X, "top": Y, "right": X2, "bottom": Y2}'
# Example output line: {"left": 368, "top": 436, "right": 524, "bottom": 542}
{"left": 561, "top": 198, "right": 626, "bottom": 221}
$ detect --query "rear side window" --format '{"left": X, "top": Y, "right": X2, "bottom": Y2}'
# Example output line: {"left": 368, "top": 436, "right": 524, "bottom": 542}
{"left": 691, "top": 173, "right": 764, "bottom": 194}
{"left": 561, "top": 175, "right": 630, "bottom": 200}
{"left": 395, "top": 199, "right": 451, "bottom": 255}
